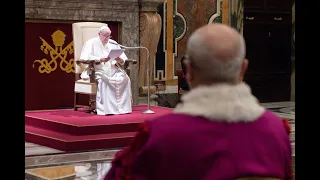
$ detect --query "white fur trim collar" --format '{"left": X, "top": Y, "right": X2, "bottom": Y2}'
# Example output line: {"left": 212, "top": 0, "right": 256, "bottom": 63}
{"left": 174, "top": 83, "right": 265, "bottom": 123}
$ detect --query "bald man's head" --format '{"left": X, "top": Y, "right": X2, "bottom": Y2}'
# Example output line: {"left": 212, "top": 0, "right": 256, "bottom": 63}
{"left": 185, "top": 24, "right": 248, "bottom": 88}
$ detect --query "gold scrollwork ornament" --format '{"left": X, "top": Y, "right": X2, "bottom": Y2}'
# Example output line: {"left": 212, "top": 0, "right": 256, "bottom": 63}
{"left": 33, "top": 30, "right": 75, "bottom": 74}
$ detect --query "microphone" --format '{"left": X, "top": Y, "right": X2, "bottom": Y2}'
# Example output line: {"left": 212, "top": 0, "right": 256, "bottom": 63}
{"left": 109, "top": 41, "right": 127, "bottom": 48}
{"left": 109, "top": 41, "right": 148, "bottom": 52}
{"left": 108, "top": 41, "right": 155, "bottom": 114}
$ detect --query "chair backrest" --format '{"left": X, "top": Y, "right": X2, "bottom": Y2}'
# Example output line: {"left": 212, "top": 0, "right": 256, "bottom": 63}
{"left": 72, "top": 22, "right": 108, "bottom": 75}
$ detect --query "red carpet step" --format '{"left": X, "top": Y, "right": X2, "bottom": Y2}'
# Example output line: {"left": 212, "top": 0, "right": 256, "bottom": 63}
{"left": 25, "top": 125, "right": 136, "bottom": 152}
{"left": 25, "top": 105, "right": 172, "bottom": 152}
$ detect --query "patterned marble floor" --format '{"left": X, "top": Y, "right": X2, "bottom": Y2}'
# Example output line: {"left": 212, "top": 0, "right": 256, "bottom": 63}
{"left": 25, "top": 149, "right": 119, "bottom": 180}
{"left": 25, "top": 101, "right": 295, "bottom": 179}
{"left": 26, "top": 161, "right": 112, "bottom": 180}
{"left": 261, "top": 101, "right": 295, "bottom": 120}
{"left": 25, "top": 142, "right": 63, "bottom": 156}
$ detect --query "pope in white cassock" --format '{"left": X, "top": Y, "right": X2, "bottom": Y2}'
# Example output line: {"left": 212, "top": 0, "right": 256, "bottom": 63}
{"left": 79, "top": 26, "right": 132, "bottom": 115}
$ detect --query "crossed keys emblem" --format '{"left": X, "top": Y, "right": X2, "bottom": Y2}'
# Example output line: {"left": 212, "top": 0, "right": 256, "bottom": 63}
{"left": 33, "top": 30, "right": 75, "bottom": 74}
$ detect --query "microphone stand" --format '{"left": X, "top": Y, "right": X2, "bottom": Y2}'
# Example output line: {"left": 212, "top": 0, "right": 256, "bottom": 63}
{"left": 115, "top": 43, "right": 155, "bottom": 114}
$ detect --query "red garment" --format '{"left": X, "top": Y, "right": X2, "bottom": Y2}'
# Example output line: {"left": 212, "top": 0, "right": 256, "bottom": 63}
{"left": 104, "top": 123, "right": 150, "bottom": 180}
{"left": 105, "top": 118, "right": 293, "bottom": 180}
{"left": 282, "top": 118, "right": 294, "bottom": 180}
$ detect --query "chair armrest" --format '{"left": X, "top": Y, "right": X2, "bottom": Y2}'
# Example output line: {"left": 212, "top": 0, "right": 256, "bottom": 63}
{"left": 76, "top": 60, "right": 101, "bottom": 65}
{"left": 125, "top": 59, "right": 138, "bottom": 65}
{"left": 75, "top": 60, "right": 97, "bottom": 83}
{"left": 76, "top": 59, "right": 136, "bottom": 65}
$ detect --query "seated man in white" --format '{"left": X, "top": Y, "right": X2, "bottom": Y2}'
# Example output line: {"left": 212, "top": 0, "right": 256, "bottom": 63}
{"left": 79, "top": 26, "right": 132, "bottom": 115}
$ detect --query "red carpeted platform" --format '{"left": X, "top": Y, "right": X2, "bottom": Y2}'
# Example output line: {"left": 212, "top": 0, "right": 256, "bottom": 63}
{"left": 25, "top": 105, "right": 172, "bottom": 152}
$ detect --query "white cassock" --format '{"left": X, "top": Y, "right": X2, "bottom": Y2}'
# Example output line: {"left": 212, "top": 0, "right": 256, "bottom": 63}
{"left": 79, "top": 37, "right": 132, "bottom": 115}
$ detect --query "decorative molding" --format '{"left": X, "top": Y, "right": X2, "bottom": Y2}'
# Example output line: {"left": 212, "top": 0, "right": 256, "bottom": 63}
{"left": 174, "top": 15, "right": 186, "bottom": 42}
{"left": 154, "top": 2, "right": 166, "bottom": 81}
{"left": 208, "top": 0, "right": 223, "bottom": 24}
{"left": 228, "top": 0, "right": 244, "bottom": 33}
{"left": 154, "top": 1, "right": 171, "bottom": 81}
{"left": 172, "top": 0, "right": 187, "bottom": 79}
{"left": 154, "top": 0, "right": 186, "bottom": 81}
{"left": 156, "top": 69, "right": 164, "bottom": 80}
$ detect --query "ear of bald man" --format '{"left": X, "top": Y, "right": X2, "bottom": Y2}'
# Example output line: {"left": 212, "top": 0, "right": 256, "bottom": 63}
{"left": 183, "top": 59, "right": 194, "bottom": 88}
{"left": 239, "top": 59, "right": 248, "bottom": 82}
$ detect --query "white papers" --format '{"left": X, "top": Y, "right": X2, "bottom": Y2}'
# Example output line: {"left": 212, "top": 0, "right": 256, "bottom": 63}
{"left": 107, "top": 49, "right": 125, "bottom": 65}
{"left": 108, "top": 49, "right": 125, "bottom": 60}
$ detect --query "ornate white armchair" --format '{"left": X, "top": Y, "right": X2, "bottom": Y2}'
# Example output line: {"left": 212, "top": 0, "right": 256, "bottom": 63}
{"left": 72, "top": 22, "right": 136, "bottom": 113}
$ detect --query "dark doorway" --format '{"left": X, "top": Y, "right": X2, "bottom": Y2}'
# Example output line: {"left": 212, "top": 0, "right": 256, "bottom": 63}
{"left": 243, "top": 0, "right": 293, "bottom": 102}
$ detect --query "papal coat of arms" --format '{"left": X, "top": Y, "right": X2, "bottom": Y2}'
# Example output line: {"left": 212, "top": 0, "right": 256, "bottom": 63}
{"left": 33, "top": 30, "right": 75, "bottom": 74}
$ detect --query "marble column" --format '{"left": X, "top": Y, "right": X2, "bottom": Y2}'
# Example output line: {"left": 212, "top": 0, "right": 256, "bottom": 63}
{"left": 138, "top": 0, "right": 164, "bottom": 97}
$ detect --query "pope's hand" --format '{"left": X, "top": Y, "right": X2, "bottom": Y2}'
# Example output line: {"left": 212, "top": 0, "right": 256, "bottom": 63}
{"left": 115, "top": 57, "right": 124, "bottom": 64}
{"left": 100, "top": 57, "right": 110, "bottom": 62}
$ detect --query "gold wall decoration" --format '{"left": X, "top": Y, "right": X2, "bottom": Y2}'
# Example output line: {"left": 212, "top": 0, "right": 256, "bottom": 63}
{"left": 33, "top": 30, "right": 75, "bottom": 74}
